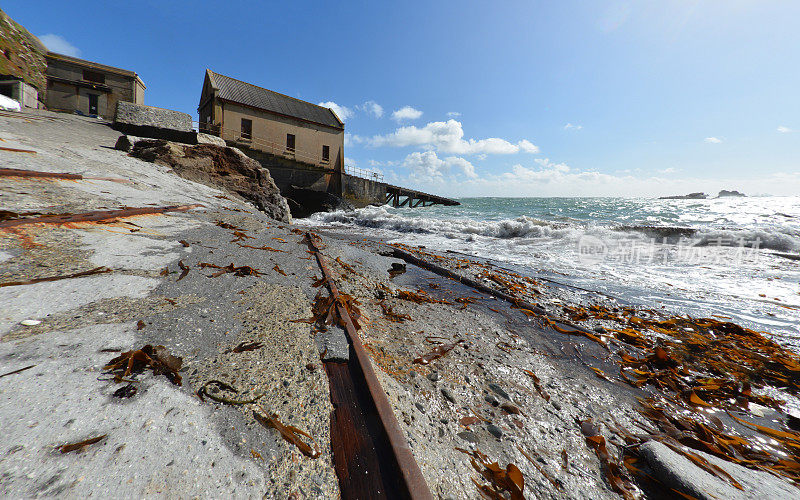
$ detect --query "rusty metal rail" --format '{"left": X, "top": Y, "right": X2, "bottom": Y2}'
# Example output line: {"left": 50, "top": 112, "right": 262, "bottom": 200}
{"left": 0, "top": 146, "right": 36, "bottom": 154}
{"left": 0, "top": 204, "right": 203, "bottom": 229}
{"left": 389, "top": 245, "right": 604, "bottom": 338}
{"left": 304, "top": 232, "right": 432, "bottom": 500}
{"left": 0, "top": 167, "right": 131, "bottom": 183}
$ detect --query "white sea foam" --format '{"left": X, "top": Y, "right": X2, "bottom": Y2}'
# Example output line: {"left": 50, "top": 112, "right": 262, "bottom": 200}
{"left": 300, "top": 197, "right": 800, "bottom": 346}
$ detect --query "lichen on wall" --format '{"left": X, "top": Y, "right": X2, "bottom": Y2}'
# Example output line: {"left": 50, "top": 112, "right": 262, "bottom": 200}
{"left": 0, "top": 8, "right": 47, "bottom": 93}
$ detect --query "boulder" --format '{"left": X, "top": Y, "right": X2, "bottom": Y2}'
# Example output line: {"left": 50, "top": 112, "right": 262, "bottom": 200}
{"left": 639, "top": 440, "right": 796, "bottom": 500}
{"left": 197, "top": 133, "right": 226, "bottom": 147}
{"left": 113, "top": 134, "right": 141, "bottom": 152}
{"left": 130, "top": 139, "right": 291, "bottom": 222}
{"left": 113, "top": 102, "right": 197, "bottom": 144}
{"left": 284, "top": 185, "right": 354, "bottom": 219}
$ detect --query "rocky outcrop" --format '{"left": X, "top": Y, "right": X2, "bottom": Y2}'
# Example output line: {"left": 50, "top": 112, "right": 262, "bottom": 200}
{"left": 717, "top": 190, "right": 746, "bottom": 197}
{"left": 113, "top": 102, "right": 197, "bottom": 144}
{"left": 659, "top": 192, "right": 708, "bottom": 200}
{"left": 284, "top": 185, "right": 353, "bottom": 219}
{"left": 130, "top": 139, "right": 291, "bottom": 222}
{"left": 197, "top": 133, "right": 226, "bottom": 147}
{"left": 0, "top": 9, "right": 47, "bottom": 95}
{"left": 113, "top": 134, "right": 141, "bottom": 152}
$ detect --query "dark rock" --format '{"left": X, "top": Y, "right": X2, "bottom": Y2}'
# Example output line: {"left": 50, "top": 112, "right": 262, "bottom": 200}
{"left": 284, "top": 185, "right": 353, "bottom": 218}
{"left": 414, "top": 402, "right": 426, "bottom": 414}
{"left": 659, "top": 192, "right": 708, "bottom": 200}
{"left": 717, "top": 190, "right": 746, "bottom": 198}
{"left": 130, "top": 139, "right": 291, "bottom": 222}
{"left": 441, "top": 388, "right": 456, "bottom": 404}
{"left": 427, "top": 372, "right": 440, "bottom": 382}
{"left": 500, "top": 402, "right": 521, "bottom": 415}
{"left": 484, "top": 395, "right": 500, "bottom": 407}
{"left": 487, "top": 424, "right": 503, "bottom": 439}
{"left": 112, "top": 384, "right": 137, "bottom": 398}
{"left": 488, "top": 383, "right": 510, "bottom": 400}
{"left": 114, "top": 135, "right": 141, "bottom": 152}
{"left": 457, "top": 431, "right": 477, "bottom": 444}
{"left": 787, "top": 413, "right": 800, "bottom": 432}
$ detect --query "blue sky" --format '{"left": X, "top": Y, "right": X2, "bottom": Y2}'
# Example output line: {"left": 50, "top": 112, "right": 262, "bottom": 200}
{"left": 10, "top": 0, "right": 800, "bottom": 197}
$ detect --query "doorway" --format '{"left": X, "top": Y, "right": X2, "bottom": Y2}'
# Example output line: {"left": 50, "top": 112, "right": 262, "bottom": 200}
{"left": 88, "top": 94, "right": 98, "bottom": 115}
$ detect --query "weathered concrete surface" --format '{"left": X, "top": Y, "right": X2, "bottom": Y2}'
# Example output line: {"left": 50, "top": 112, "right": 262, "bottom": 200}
{"left": 0, "top": 110, "right": 337, "bottom": 498}
{"left": 343, "top": 173, "right": 387, "bottom": 208}
{"left": 113, "top": 101, "right": 196, "bottom": 143}
{"left": 130, "top": 139, "right": 291, "bottom": 223}
{"left": 639, "top": 440, "right": 798, "bottom": 499}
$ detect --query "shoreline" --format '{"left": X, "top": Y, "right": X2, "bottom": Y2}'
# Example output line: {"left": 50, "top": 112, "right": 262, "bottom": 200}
{"left": 2, "top": 110, "right": 800, "bottom": 498}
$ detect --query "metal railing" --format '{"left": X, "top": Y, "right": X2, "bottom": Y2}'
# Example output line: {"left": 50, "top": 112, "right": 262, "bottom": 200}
{"left": 345, "top": 165, "right": 384, "bottom": 182}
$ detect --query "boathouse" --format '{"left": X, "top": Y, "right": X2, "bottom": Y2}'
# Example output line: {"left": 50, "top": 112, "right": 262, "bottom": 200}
{"left": 45, "top": 52, "right": 145, "bottom": 119}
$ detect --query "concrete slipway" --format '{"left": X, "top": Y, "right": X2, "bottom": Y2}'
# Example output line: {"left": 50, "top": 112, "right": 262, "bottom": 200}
{"left": 0, "top": 111, "right": 796, "bottom": 499}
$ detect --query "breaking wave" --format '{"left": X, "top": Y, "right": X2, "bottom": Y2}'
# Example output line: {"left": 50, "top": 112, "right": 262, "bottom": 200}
{"left": 307, "top": 205, "right": 800, "bottom": 253}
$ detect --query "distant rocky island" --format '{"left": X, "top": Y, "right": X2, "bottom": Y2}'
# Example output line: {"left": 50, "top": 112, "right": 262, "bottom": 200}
{"left": 717, "top": 189, "right": 746, "bottom": 197}
{"left": 659, "top": 192, "right": 708, "bottom": 200}
{"left": 659, "top": 190, "right": 746, "bottom": 200}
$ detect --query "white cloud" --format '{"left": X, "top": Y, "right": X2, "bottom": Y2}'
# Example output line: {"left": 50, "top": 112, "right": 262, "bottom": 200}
{"left": 447, "top": 111, "right": 461, "bottom": 118}
{"left": 358, "top": 100, "right": 384, "bottom": 118}
{"left": 38, "top": 34, "right": 81, "bottom": 57}
{"left": 518, "top": 139, "right": 540, "bottom": 153}
{"left": 704, "top": 137, "right": 722, "bottom": 144}
{"left": 534, "top": 158, "right": 570, "bottom": 173}
{"left": 368, "top": 119, "right": 539, "bottom": 156}
{"left": 657, "top": 167, "right": 679, "bottom": 174}
{"left": 399, "top": 151, "right": 477, "bottom": 181}
{"left": 777, "top": 126, "right": 793, "bottom": 133}
{"left": 318, "top": 101, "right": 353, "bottom": 121}
{"left": 391, "top": 106, "right": 424, "bottom": 122}
{"left": 563, "top": 123, "right": 583, "bottom": 131}
{"left": 444, "top": 156, "right": 478, "bottom": 178}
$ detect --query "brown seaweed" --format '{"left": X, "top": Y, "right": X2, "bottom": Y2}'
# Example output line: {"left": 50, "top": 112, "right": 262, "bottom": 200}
{"left": 57, "top": 434, "right": 107, "bottom": 453}
{"left": 104, "top": 345, "right": 183, "bottom": 386}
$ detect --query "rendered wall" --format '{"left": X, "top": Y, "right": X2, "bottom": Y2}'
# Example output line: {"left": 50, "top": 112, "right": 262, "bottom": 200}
{"left": 343, "top": 174, "right": 388, "bottom": 208}
{"left": 220, "top": 101, "right": 344, "bottom": 170}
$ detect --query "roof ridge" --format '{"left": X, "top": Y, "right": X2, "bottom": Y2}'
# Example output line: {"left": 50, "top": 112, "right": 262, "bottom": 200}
{"left": 208, "top": 69, "right": 335, "bottom": 115}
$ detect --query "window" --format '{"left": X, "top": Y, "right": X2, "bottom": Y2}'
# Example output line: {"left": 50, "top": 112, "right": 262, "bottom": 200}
{"left": 322, "top": 145, "right": 330, "bottom": 162}
{"left": 82, "top": 69, "right": 105, "bottom": 84}
{"left": 241, "top": 118, "right": 252, "bottom": 140}
{"left": 286, "top": 133, "right": 296, "bottom": 152}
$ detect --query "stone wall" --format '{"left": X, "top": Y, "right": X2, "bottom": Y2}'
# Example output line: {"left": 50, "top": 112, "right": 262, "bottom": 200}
{"left": 343, "top": 174, "right": 387, "bottom": 208}
{"left": 0, "top": 9, "right": 47, "bottom": 96}
{"left": 113, "top": 101, "right": 197, "bottom": 143}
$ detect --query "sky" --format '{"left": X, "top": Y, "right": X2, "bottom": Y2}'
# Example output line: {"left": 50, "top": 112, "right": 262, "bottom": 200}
{"left": 9, "top": 0, "right": 800, "bottom": 197}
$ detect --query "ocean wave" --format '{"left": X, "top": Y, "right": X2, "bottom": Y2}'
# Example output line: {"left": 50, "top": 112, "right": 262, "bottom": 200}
{"left": 307, "top": 206, "right": 800, "bottom": 253}
{"left": 694, "top": 228, "right": 800, "bottom": 253}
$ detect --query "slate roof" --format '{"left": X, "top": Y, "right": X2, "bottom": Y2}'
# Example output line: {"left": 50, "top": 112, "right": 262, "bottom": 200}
{"left": 206, "top": 70, "right": 343, "bottom": 130}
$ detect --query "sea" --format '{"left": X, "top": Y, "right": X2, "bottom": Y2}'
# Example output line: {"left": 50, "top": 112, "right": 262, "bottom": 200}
{"left": 298, "top": 196, "right": 800, "bottom": 349}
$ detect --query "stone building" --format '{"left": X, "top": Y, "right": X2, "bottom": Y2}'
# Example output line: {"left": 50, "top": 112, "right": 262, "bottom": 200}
{"left": 197, "top": 69, "right": 344, "bottom": 172}
{"left": 45, "top": 52, "right": 145, "bottom": 119}
{"left": 0, "top": 7, "right": 47, "bottom": 108}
